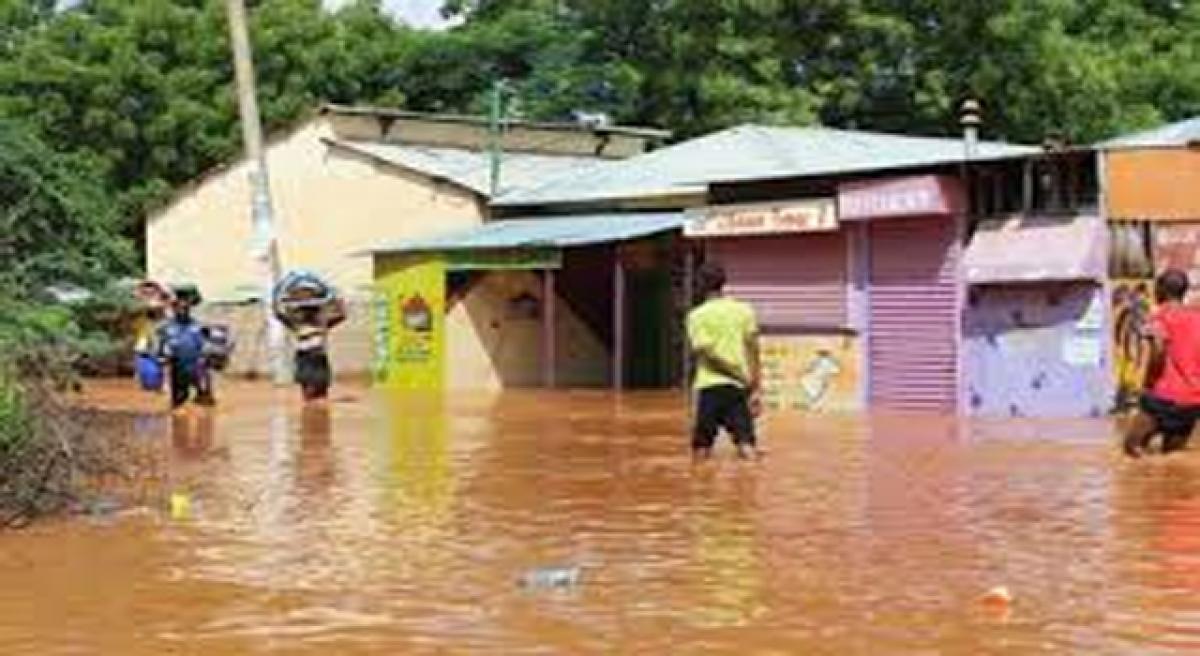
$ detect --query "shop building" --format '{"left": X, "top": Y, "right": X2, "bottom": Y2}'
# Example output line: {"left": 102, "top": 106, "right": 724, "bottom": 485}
{"left": 696, "top": 141, "right": 1125, "bottom": 417}
{"left": 145, "top": 104, "right": 664, "bottom": 377}
{"left": 1100, "top": 117, "right": 1200, "bottom": 409}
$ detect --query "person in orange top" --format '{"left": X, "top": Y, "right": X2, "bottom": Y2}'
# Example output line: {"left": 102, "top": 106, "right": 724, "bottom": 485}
{"left": 1123, "top": 269, "right": 1200, "bottom": 457}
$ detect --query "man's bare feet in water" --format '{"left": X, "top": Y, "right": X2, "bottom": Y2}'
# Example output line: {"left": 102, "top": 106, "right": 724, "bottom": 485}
{"left": 735, "top": 444, "right": 764, "bottom": 460}
{"left": 1123, "top": 411, "right": 1156, "bottom": 459}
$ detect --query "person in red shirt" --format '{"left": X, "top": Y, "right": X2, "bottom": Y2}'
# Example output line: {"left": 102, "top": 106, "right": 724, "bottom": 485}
{"left": 1124, "top": 269, "right": 1200, "bottom": 457}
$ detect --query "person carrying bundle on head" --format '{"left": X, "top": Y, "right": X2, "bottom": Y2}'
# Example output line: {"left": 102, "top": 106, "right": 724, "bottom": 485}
{"left": 273, "top": 271, "right": 346, "bottom": 402}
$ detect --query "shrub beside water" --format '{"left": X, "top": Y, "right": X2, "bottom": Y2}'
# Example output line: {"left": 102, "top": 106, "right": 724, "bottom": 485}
{"left": 0, "top": 301, "right": 123, "bottom": 528}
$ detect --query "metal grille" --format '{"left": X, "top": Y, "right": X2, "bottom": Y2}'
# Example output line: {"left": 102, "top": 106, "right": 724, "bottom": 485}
{"left": 868, "top": 218, "right": 960, "bottom": 411}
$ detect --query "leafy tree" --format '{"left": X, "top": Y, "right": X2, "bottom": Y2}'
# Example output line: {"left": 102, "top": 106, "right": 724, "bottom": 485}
{"left": 0, "top": 0, "right": 1195, "bottom": 234}
{"left": 0, "top": 120, "right": 131, "bottom": 295}
{"left": 439, "top": 0, "right": 1199, "bottom": 142}
{"left": 0, "top": 0, "right": 410, "bottom": 221}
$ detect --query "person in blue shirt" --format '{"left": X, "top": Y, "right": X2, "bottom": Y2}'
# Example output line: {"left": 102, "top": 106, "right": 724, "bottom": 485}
{"left": 158, "top": 295, "right": 214, "bottom": 409}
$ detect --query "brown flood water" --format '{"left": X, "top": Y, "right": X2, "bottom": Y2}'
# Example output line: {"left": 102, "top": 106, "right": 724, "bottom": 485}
{"left": 3, "top": 380, "right": 1200, "bottom": 654}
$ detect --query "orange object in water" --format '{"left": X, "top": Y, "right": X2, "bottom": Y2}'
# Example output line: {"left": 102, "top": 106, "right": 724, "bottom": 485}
{"left": 980, "top": 586, "right": 1013, "bottom": 608}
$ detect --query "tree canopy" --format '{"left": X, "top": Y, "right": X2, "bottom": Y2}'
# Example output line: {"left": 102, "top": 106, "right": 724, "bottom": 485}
{"left": 0, "top": 0, "right": 1195, "bottom": 231}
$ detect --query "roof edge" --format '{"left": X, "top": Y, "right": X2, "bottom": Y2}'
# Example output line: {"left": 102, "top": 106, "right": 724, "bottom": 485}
{"left": 322, "top": 138, "right": 489, "bottom": 197}
{"left": 320, "top": 104, "right": 671, "bottom": 140}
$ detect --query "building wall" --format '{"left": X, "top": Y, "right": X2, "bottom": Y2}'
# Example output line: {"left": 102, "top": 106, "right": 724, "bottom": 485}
{"left": 445, "top": 271, "right": 610, "bottom": 390}
{"left": 760, "top": 333, "right": 862, "bottom": 413}
{"left": 1107, "top": 148, "right": 1200, "bottom": 220}
{"left": 964, "top": 283, "right": 1110, "bottom": 417}
{"left": 147, "top": 118, "right": 483, "bottom": 301}
{"left": 195, "top": 299, "right": 375, "bottom": 381}
{"left": 147, "top": 118, "right": 485, "bottom": 375}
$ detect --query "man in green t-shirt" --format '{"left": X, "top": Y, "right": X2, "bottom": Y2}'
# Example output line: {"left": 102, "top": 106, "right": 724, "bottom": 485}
{"left": 686, "top": 262, "right": 762, "bottom": 461}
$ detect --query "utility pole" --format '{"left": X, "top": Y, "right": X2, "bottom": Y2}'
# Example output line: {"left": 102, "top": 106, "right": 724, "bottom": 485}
{"left": 226, "top": 0, "right": 289, "bottom": 384}
{"left": 488, "top": 79, "right": 507, "bottom": 197}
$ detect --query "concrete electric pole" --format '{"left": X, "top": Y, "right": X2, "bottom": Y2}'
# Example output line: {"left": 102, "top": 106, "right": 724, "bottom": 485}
{"left": 226, "top": 0, "right": 289, "bottom": 384}
{"left": 488, "top": 79, "right": 508, "bottom": 197}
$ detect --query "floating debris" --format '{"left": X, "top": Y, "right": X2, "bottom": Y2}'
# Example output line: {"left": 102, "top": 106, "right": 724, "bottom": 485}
{"left": 169, "top": 492, "right": 191, "bottom": 520}
{"left": 980, "top": 586, "right": 1013, "bottom": 608}
{"left": 518, "top": 566, "right": 582, "bottom": 590}
{"left": 71, "top": 497, "right": 122, "bottom": 518}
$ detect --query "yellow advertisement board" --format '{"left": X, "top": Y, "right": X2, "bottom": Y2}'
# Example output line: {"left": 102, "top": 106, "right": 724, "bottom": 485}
{"left": 373, "top": 256, "right": 446, "bottom": 389}
{"left": 759, "top": 334, "right": 861, "bottom": 413}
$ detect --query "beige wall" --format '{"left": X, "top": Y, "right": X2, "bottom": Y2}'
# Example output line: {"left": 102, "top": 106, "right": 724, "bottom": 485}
{"left": 147, "top": 118, "right": 483, "bottom": 302}
{"left": 196, "top": 270, "right": 612, "bottom": 387}
{"left": 446, "top": 271, "right": 609, "bottom": 390}
{"left": 147, "top": 118, "right": 486, "bottom": 376}
{"left": 195, "top": 300, "right": 375, "bottom": 381}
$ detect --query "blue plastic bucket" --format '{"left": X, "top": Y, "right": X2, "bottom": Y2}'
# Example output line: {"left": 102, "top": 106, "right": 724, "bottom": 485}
{"left": 136, "top": 354, "right": 164, "bottom": 391}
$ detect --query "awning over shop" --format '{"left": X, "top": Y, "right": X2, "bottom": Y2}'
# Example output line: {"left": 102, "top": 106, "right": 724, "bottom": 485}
{"left": 368, "top": 212, "right": 685, "bottom": 255}
{"left": 964, "top": 215, "right": 1106, "bottom": 284}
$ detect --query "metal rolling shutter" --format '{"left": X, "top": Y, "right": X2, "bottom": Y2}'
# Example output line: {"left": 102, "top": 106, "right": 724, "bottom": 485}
{"left": 868, "top": 217, "right": 960, "bottom": 411}
{"left": 713, "top": 233, "right": 848, "bottom": 330}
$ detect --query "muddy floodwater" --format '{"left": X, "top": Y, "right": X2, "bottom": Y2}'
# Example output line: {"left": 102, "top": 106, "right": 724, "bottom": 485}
{"left": 4, "top": 381, "right": 1200, "bottom": 653}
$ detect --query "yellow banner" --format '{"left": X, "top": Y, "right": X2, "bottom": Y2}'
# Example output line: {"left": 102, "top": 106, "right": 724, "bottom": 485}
{"left": 373, "top": 256, "right": 445, "bottom": 389}
{"left": 1112, "top": 278, "right": 1154, "bottom": 410}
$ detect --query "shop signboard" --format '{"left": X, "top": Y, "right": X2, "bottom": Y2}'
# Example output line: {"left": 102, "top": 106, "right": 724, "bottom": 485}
{"left": 373, "top": 255, "right": 446, "bottom": 389}
{"left": 838, "top": 174, "right": 965, "bottom": 221}
{"left": 684, "top": 199, "right": 837, "bottom": 238}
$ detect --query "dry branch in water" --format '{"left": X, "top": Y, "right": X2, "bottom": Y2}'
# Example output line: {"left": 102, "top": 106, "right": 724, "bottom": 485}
{"left": 0, "top": 346, "right": 124, "bottom": 528}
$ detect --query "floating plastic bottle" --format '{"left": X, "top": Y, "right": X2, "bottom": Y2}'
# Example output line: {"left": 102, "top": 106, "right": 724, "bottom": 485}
{"left": 518, "top": 566, "right": 582, "bottom": 590}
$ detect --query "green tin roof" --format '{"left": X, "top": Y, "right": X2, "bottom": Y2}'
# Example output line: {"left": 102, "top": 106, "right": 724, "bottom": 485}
{"left": 328, "top": 139, "right": 611, "bottom": 198}
{"left": 494, "top": 124, "right": 1036, "bottom": 207}
{"left": 366, "top": 212, "right": 684, "bottom": 254}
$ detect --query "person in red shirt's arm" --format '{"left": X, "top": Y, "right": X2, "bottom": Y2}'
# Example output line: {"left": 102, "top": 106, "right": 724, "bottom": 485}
{"left": 1123, "top": 269, "right": 1200, "bottom": 458}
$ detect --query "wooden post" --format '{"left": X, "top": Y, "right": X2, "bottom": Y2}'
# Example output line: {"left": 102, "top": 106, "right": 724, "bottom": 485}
{"left": 543, "top": 269, "right": 556, "bottom": 388}
{"left": 613, "top": 251, "right": 626, "bottom": 391}
{"left": 681, "top": 245, "right": 695, "bottom": 389}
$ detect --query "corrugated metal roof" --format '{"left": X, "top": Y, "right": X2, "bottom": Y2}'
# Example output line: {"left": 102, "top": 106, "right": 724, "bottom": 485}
{"left": 1100, "top": 116, "right": 1200, "bottom": 149}
{"left": 367, "top": 212, "right": 684, "bottom": 254}
{"left": 494, "top": 124, "right": 1036, "bottom": 207}
{"left": 328, "top": 140, "right": 610, "bottom": 197}
{"left": 321, "top": 104, "right": 672, "bottom": 140}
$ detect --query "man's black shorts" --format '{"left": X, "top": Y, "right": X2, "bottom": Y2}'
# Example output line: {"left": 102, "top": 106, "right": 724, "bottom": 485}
{"left": 1141, "top": 393, "right": 1200, "bottom": 453}
{"left": 693, "top": 384, "right": 756, "bottom": 449}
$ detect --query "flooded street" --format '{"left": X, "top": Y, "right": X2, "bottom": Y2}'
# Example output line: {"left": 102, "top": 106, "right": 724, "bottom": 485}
{"left": 3, "top": 381, "right": 1200, "bottom": 654}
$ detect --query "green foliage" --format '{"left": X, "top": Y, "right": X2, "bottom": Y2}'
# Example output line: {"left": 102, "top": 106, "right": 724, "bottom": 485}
{"left": 0, "top": 120, "right": 132, "bottom": 293}
{"left": 0, "top": 0, "right": 410, "bottom": 220}
{"left": 0, "top": 367, "right": 33, "bottom": 454}
{"left": 433, "top": 0, "right": 1199, "bottom": 142}
{"left": 0, "top": 0, "right": 1194, "bottom": 231}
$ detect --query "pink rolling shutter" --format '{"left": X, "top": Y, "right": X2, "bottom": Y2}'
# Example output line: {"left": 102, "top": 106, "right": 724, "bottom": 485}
{"left": 713, "top": 233, "right": 848, "bottom": 330}
{"left": 868, "top": 217, "right": 960, "bottom": 411}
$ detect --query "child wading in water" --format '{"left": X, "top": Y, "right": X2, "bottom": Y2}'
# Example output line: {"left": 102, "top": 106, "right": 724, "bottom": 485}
{"left": 1123, "top": 269, "right": 1200, "bottom": 457}
{"left": 687, "top": 262, "right": 763, "bottom": 461}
